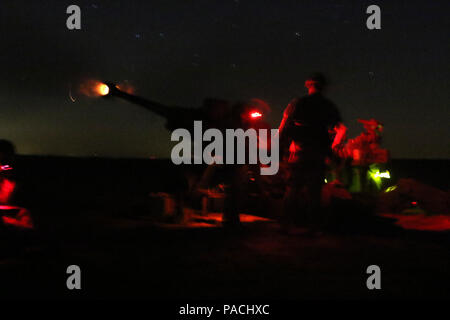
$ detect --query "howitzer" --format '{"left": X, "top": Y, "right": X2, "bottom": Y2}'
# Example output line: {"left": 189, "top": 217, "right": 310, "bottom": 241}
{"left": 95, "top": 82, "right": 277, "bottom": 221}
{"left": 97, "top": 82, "right": 269, "bottom": 132}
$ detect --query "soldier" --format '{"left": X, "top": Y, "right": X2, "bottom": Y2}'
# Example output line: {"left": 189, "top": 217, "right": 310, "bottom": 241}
{"left": 194, "top": 99, "right": 271, "bottom": 228}
{"left": 0, "top": 139, "right": 16, "bottom": 205}
{"left": 0, "top": 140, "right": 33, "bottom": 229}
{"left": 278, "top": 73, "right": 343, "bottom": 233}
{"left": 222, "top": 99, "right": 271, "bottom": 228}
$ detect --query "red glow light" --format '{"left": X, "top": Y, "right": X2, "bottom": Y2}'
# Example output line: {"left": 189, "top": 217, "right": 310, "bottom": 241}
{"left": 0, "top": 205, "right": 34, "bottom": 229}
{"left": 250, "top": 111, "right": 262, "bottom": 119}
{"left": 0, "top": 179, "right": 15, "bottom": 203}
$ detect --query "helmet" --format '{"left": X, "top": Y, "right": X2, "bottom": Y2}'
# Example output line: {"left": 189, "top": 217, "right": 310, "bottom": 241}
{"left": 305, "top": 73, "right": 328, "bottom": 91}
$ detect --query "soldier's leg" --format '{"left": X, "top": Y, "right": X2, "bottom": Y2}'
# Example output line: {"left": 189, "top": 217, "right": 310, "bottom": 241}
{"left": 222, "top": 165, "right": 244, "bottom": 227}
{"left": 281, "top": 185, "right": 297, "bottom": 231}
{"left": 307, "top": 161, "right": 327, "bottom": 231}
{"left": 307, "top": 179, "right": 323, "bottom": 229}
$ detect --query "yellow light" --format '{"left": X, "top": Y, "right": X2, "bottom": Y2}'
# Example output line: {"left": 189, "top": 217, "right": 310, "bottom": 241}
{"left": 97, "top": 83, "right": 109, "bottom": 96}
{"left": 368, "top": 167, "right": 391, "bottom": 190}
{"left": 385, "top": 186, "right": 397, "bottom": 192}
{"left": 374, "top": 171, "right": 390, "bottom": 179}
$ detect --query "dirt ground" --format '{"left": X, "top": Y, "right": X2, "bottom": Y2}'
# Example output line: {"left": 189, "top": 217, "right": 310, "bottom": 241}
{"left": 1, "top": 211, "right": 449, "bottom": 300}
{"left": 1, "top": 157, "right": 449, "bottom": 300}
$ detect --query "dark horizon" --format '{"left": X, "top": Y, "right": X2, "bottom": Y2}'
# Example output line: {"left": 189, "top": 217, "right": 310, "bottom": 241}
{"left": 1, "top": 0, "right": 449, "bottom": 159}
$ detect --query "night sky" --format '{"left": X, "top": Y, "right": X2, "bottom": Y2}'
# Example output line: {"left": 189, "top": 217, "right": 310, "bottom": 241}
{"left": 1, "top": 0, "right": 449, "bottom": 159}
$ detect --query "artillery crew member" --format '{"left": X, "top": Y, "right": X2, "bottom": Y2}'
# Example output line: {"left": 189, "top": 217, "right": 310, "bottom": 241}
{"left": 278, "top": 73, "right": 343, "bottom": 232}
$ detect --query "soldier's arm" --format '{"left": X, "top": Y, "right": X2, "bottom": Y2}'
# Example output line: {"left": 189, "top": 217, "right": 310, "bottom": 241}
{"left": 278, "top": 98, "right": 297, "bottom": 135}
{"left": 332, "top": 123, "right": 347, "bottom": 150}
{"left": 278, "top": 98, "right": 298, "bottom": 155}
{"left": 328, "top": 101, "right": 346, "bottom": 150}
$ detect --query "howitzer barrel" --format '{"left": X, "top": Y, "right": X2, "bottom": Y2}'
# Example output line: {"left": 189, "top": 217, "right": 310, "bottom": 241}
{"left": 100, "top": 82, "right": 203, "bottom": 131}
{"left": 103, "top": 83, "right": 173, "bottom": 119}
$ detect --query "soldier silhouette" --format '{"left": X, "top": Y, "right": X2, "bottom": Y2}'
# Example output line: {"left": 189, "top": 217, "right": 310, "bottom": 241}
{"left": 279, "top": 73, "right": 344, "bottom": 233}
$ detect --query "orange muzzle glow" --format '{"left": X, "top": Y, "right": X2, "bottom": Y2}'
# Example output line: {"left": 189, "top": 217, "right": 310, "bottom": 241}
{"left": 96, "top": 83, "right": 110, "bottom": 96}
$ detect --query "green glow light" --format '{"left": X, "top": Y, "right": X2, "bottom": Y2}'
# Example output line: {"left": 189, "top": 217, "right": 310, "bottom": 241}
{"left": 384, "top": 185, "right": 397, "bottom": 192}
